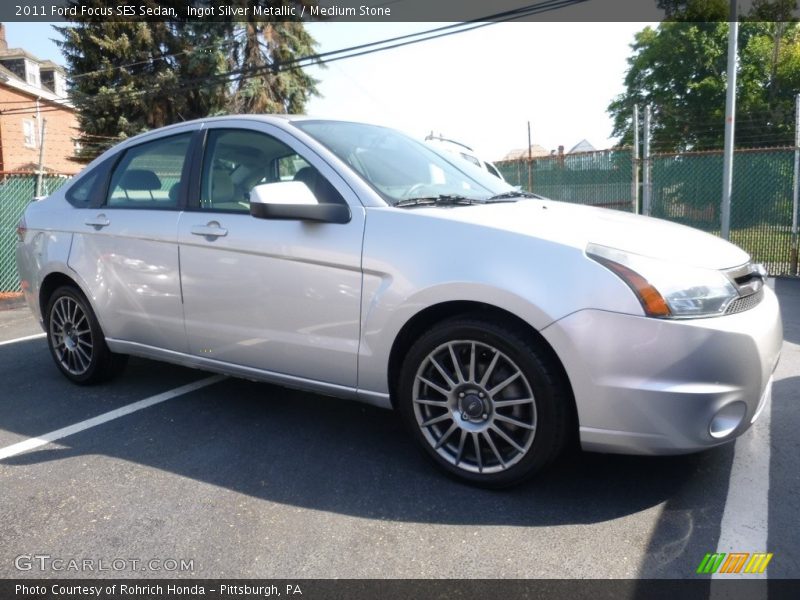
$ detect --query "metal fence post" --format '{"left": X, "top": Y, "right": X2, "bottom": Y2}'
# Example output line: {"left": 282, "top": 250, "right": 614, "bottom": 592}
{"left": 632, "top": 104, "right": 639, "bottom": 214}
{"left": 792, "top": 93, "right": 799, "bottom": 276}
{"left": 642, "top": 105, "right": 651, "bottom": 216}
{"left": 721, "top": 6, "right": 739, "bottom": 241}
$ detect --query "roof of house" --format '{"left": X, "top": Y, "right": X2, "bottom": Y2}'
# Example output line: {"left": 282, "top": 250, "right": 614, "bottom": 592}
{"left": 501, "top": 144, "right": 550, "bottom": 161}
{"left": 0, "top": 47, "right": 43, "bottom": 62}
{"left": 39, "top": 60, "right": 66, "bottom": 73}
{"left": 568, "top": 139, "right": 596, "bottom": 153}
{"left": 0, "top": 65, "right": 72, "bottom": 106}
{"left": 0, "top": 44, "right": 71, "bottom": 106}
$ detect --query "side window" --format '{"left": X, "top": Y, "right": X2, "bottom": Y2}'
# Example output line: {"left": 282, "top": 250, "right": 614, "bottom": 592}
{"left": 106, "top": 134, "right": 192, "bottom": 209}
{"left": 277, "top": 154, "right": 311, "bottom": 181}
{"left": 199, "top": 129, "right": 344, "bottom": 213}
{"left": 66, "top": 170, "right": 100, "bottom": 208}
{"left": 66, "top": 157, "right": 115, "bottom": 208}
{"left": 485, "top": 162, "right": 501, "bottom": 179}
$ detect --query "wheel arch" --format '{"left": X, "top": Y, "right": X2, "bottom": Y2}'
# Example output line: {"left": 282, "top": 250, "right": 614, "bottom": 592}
{"left": 39, "top": 271, "right": 87, "bottom": 326}
{"left": 387, "top": 300, "right": 578, "bottom": 431}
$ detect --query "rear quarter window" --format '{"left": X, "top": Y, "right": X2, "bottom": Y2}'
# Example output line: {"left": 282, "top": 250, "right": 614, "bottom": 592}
{"left": 65, "top": 159, "right": 113, "bottom": 208}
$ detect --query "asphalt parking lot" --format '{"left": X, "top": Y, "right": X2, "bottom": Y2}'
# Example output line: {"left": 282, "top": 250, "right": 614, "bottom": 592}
{"left": 1, "top": 280, "right": 798, "bottom": 580}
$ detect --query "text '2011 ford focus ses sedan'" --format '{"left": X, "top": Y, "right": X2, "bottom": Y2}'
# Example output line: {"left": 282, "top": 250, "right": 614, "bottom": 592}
{"left": 16, "top": 116, "right": 782, "bottom": 487}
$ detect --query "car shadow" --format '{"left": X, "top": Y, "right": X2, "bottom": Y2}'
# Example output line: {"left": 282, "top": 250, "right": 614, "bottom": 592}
{"left": 2, "top": 372, "right": 729, "bottom": 528}
{"left": 636, "top": 374, "right": 800, "bottom": 579}
{"left": 3, "top": 276, "right": 797, "bottom": 531}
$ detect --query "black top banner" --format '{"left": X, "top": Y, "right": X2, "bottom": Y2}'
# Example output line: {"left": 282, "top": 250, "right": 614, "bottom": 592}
{"left": 2, "top": 0, "right": 799, "bottom": 23}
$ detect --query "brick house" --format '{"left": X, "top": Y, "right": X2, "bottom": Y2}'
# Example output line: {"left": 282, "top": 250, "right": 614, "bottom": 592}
{"left": 0, "top": 23, "right": 81, "bottom": 175}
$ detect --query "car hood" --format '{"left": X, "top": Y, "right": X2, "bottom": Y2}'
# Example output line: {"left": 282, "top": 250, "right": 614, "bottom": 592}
{"left": 418, "top": 199, "right": 751, "bottom": 270}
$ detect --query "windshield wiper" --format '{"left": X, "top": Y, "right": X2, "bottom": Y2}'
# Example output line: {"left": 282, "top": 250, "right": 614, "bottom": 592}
{"left": 486, "top": 190, "right": 540, "bottom": 201}
{"left": 395, "top": 194, "right": 485, "bottom": 208}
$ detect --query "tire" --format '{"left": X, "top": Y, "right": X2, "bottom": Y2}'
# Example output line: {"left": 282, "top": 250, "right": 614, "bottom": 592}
{"left": 45, "top": 285, "right": 128, "bottom": 384}
{"left": 397, "top": 316, "right": 572, "bottom": 488}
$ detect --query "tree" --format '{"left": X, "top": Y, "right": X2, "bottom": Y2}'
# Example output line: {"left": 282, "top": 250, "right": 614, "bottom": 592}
{"left": 608, "top": 18, "right": 800, "bottom": 152}
{"left": 657, "top": 0, "right": 729, "bottom": 21}
{"left": 56, "top": 0, "right": 320, "bottom": 160}
{"left": 229, "top": 18, "right": 319, "bottom": 113}
{"left": 56, "top": 4, "right": 185, "bottom": 159}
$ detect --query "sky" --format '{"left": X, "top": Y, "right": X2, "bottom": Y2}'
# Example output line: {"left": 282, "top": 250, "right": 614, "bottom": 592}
{"left": 4, "top": 21, "right": 654, "bottom": 161}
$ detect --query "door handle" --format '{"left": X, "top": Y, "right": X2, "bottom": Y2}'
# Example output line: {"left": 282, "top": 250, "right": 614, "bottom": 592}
{"left": 190, "top": 223, "right": 228, "bottom": 238}
{"left": 85, "top": 214, "right": 110, "bottom": 228}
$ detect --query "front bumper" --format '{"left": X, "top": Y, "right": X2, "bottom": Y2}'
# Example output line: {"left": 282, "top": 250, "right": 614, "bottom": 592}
{"left": 541, "top": 285, "right": 782, "bottom": 455}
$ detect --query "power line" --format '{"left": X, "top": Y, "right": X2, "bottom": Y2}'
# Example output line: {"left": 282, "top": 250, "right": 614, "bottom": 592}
{"left": 1, "top": 0, "right": 586, "bottom": 118}
{"left": 65, "top": 33, "right": 246, "bottom": 81}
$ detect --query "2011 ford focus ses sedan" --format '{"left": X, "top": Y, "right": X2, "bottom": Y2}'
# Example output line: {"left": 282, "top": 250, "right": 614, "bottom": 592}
{"left": 16, "top": 116, "right": 782, "bottom": 487}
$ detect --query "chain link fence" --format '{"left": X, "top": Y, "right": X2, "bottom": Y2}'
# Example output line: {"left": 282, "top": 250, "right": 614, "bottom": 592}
{"left": 497, "top": 150, "right": 635, "bottom": 212}
{"left": 651, "top": 148, "right": 794, "bottom": 275}
{"left": 1, "top": 173, "right": 71, "bottom": 293}
{"left": 496, "top": 146, "right": 799, "bottom": 275}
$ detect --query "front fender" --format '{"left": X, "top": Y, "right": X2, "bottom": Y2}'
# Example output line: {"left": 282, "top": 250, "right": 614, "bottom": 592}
{"left": 356, "top": 207, "right": 640, "bottom": 397}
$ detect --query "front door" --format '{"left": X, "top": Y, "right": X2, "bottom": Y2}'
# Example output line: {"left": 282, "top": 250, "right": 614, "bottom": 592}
{"left": 177, "top": 123, "right": 364, "bottom": 387}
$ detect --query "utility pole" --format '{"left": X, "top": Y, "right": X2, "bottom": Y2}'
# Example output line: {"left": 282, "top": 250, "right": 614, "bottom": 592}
{"left": 35, "top": 118, "right": 47, "bottom": 198}
{"left": 721, "top": 0, "right": 739, "bottom": 240}
{"left": 632, "top": 104, "right": 639, "bottom": 214}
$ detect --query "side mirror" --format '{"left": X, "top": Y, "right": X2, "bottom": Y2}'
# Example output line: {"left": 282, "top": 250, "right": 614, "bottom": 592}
{"left": 249, "top": 181, "right": 350, "bottom": 224}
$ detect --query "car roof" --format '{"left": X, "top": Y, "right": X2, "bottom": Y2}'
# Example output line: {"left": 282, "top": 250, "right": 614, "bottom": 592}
{"left": 103, "top": 114, "right": 327, "bottom": 154}
{"left": 117, "top": 114, "right": 383, "bottom": 146}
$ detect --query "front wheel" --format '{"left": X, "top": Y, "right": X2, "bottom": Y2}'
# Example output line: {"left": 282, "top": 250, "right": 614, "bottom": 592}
{"left": 45, "top": 285, "right": 127, "bottom": 384}
{"left": 397, "top": 317, "right": 572, "bottom": 488}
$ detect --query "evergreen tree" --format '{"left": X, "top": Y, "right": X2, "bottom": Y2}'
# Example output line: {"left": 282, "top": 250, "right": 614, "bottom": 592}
{"left": 56, "top": 0, "right": 320, "bottom": 160}
{"left": 56, "top": 7, "right": 181, "bottom": 159}
{"left": 229, "top": 10, "right": 320, "bottom": 114}
{"left": 169, "top": 19, "right": 231, "bottom": 120}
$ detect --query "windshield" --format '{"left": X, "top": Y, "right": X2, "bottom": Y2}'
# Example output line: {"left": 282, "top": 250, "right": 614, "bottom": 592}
{"left": 293, "top": 120, "right": 515, "bottom": 205}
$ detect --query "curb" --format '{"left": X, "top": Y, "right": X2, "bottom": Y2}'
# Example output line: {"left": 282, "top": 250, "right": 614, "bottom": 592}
{"left": 0, "top": 296, "right": 26, "bottom": 311}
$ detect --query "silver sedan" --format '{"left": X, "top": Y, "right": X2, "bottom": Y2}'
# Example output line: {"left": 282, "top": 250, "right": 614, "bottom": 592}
{"left": 16, "top": 116, "right": 783, "bottom": 487}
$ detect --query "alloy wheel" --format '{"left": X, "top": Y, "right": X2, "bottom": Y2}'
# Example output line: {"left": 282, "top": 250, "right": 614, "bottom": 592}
{"left": 49, "top": 295, "right": 94, "bottom": 376}
{"left": 412, "top": 340, "right": 537, "bottom": 474}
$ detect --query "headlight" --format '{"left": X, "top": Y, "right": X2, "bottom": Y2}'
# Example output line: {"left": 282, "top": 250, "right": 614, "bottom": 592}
{"left": 586, "top": 243, "right": 739, "bottom": 319}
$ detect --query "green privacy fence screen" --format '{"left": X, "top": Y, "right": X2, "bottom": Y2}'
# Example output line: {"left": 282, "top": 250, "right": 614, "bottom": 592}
{"left": 496, "top": 146, "right": 798, "bottom": 276}
{"left": 650, "top": 148, "right": 794, "bottom": 276}
{"left": 0, "top": 174, "right": 71, "bottom": 292}
{"left": 497, "top": 149, "right": 635, "bottom": 212}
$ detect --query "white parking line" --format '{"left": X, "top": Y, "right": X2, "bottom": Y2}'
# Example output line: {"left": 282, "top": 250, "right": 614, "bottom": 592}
{"left": 0, "top": 375, "right": 226, "bottom": 461}
{"left": 0, "top": 332, "right": 46, "bottom": 347}
{"left": 712, "top": 389, "right": 772, "bottom": 582}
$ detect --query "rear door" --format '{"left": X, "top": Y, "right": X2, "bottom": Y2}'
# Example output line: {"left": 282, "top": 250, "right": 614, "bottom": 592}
{"left": 177, "top": 121, "right": 365, "bottom": 387}
{"left": 68, "top": 130, "right": 194, "bottom": 352}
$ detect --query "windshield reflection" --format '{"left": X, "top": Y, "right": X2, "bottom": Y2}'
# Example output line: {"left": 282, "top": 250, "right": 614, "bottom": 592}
{"left": 293, "top": 120, "right": 515, "bottom": 205}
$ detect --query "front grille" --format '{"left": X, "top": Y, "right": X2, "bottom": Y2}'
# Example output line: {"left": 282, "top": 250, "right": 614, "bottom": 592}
{"left": 725, "top": 288, "right": 764, "bottom": 315}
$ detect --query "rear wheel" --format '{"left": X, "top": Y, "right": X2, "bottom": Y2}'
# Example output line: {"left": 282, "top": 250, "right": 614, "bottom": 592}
{"left": 398, "top": 317, "right": 572, "bottom": 488}
{"left": 45, "top": 285, "right": 127, "bottom": 384}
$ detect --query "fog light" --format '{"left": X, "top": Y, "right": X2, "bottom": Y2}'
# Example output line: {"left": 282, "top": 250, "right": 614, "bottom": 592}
{"left": 709, "top": 401, "right": 747, "bottom": 439}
